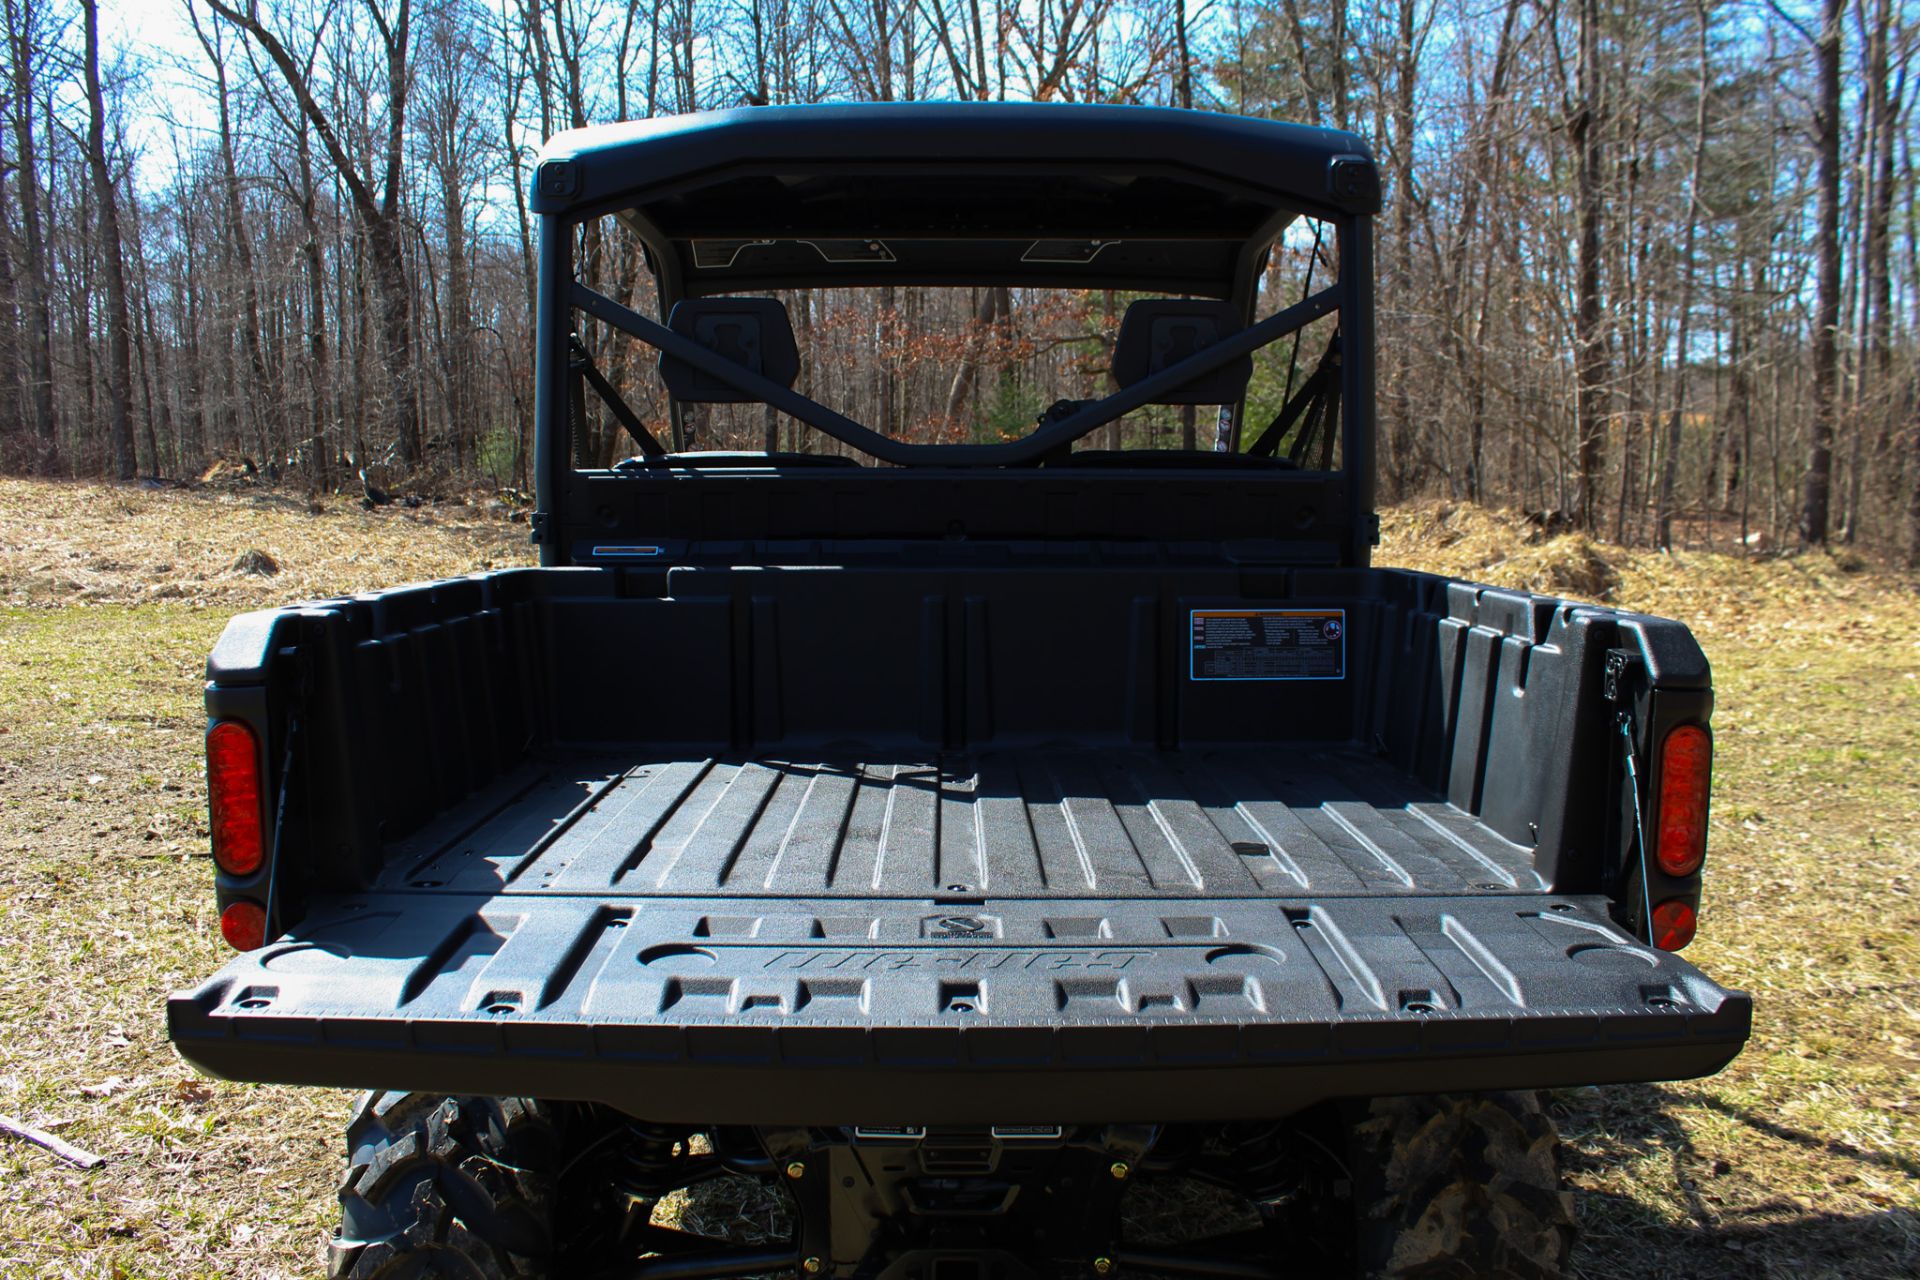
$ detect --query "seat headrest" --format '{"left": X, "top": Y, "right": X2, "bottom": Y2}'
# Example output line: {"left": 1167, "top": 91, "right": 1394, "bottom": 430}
{"left": 1110, "top": 300, "right": 1252, "bottom": 405}
{"left": 658, "top": 298, "right": 801, "bottom": 403}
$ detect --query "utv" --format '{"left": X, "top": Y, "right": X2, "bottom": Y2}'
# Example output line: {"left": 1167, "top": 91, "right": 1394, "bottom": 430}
{"left": 170, "top": 104, "right": 1747, "bottom": 1279}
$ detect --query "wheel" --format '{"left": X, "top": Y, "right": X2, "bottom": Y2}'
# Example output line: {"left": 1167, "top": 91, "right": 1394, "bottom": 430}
{"left": 1350, "top": 1091, "right": 1576, "bottom": 1280}
{"left": 328, "top": 1092, "right": 562, "bottom": 1279}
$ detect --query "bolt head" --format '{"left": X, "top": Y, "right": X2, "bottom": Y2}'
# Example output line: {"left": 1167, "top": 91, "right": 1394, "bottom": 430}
{"left": 1109, "top": 1161, "right": 1130, "bottom": 1180}
{"left": 803, "top": 1258, "right": 823, "bottom": 1275}
{"left": 1093, "top": 1258, "right": 1114, "bottom": 1276}
{"left": 785, "top": 1160, "right": 807, "bottom": 1179}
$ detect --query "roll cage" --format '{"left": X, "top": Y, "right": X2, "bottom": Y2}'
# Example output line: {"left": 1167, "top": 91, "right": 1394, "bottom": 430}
{"left": 528, "top": 103, "right": 1381, "bottom": 566}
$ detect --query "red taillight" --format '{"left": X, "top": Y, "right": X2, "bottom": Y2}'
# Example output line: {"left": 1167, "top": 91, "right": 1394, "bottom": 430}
{"left": 220, "top": 899, "right": 268, "bottom": 951}
{"left": 1655, "top": 724, "right": 1712, "bottom": 877}
{"left": 1650, "top": 898, "right": 1697, "bottom": 951}
{"left": 207, "top": 720, "right": 265, "bottom": 877}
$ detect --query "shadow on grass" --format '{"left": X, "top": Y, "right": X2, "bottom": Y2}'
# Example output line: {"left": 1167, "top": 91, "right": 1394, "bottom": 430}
{"left": 1687, "top": 1091, "right": 1920, "bottom": 1181}
{"left": 1573, "top": 1193, "right": 1919, "bottom": 1280}
{"left": 1558, "top": 1083, "right": 1920, "bottom": 1280}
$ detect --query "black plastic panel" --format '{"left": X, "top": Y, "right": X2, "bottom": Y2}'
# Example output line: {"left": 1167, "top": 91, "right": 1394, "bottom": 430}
{"left": 530, "top": 103, "right": 1374, "bottom": 222}
{"left": 560, "top": 469, "right": 1354, "bottom": 557}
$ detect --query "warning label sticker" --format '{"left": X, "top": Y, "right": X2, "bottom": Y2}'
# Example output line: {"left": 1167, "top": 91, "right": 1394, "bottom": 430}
{"left": 1189, "top": 609, "right": 1346, "bottom": 681}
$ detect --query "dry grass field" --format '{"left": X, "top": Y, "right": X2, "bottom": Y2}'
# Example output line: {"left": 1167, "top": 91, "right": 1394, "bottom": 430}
{"left": 0, "top": 477, "right": 1915, "bottom": 1279}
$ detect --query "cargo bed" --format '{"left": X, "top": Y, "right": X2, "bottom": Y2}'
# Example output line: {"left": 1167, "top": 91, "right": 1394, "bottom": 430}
{"left": 383, "top": 747, "right": 1545, "bottom": 900}
{"left": 170, "top": 745, "right": 1749, "bottom": 1123}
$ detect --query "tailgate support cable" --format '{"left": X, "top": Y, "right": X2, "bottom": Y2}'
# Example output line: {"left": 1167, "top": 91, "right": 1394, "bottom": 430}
{"left": 1616, "top": 711, "right": 1658, "bottom": 946}
{"left": 262, "top": 651, "right": 308, "bottom": 941}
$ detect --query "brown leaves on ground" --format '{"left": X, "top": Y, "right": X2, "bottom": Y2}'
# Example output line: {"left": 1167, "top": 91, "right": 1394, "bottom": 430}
{"left": 1378, "top": 498, "right": 1920, "bottom": 640}
{"left": 0, "top": 476, "right": 530, "bottom": 611}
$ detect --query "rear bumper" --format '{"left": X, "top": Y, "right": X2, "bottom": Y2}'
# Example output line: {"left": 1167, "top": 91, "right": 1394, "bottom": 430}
{"left": 169, "top": 893, "right": 1749, "bottom": 1124}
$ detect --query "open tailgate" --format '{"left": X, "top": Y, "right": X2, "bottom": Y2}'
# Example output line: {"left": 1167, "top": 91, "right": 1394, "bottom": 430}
{"left": 170, "top": 889, "right": 1748, "bottom": 1124}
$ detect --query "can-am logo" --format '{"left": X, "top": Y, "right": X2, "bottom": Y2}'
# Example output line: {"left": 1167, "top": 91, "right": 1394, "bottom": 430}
{"left": 925, "top": 913, "right": 995, "bottom": 939}
{"left": 762, "top": 949, "right": 1146, "bottom": 973}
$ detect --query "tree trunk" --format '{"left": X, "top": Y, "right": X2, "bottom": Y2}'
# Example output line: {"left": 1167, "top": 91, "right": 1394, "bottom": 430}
{"left": 125, "top": 192, "right": 167, "bottom": 475}
{"left": 1655, "top": 0, "right": 1711, "bottom": 549}
{"left": 297, "top": 121, "right": 332, "bottom": 490}
{"left": 196, "top": 23, "right": 279, "bottom": 473}
{"left": 136, "top": 240, "right": 175, "bottom": 475}
{"left": 349, "top": 208, "right": 370, "bottom": 468}
{"left": 1174, "top": 0, "right": 1192, "bottom": 109}
{"left": 1386, "top": 0, "right": 1418, "bottom": 495}
{"left": 1570, "top": 0, "right": 1610, "bottom": 532}
{"left": 1859, "top": 0, "right": 1899, "bottom": 528}
{"left": 1328, "top": 0, "right": 1348, "bottom": 130}
{"left": 1427, "top": 0, "right": 1521, "bottom": 505}
{"left": 176, "top": 193, "right": 207, "bottom": 465}
{"left": 1722, "top": 260, "right": 1750, "bottom": 517}
{"left": 7, "top": 0, "right": 58, "bottom": 471}
{"left": 82, "top": 0, "right": 135, "bottom": 480}
{"left": 1800, "top": 0, "right": 1843, "bottom": 546}
{"left": 0, "top": 164, "right": 23, "bottom": 463}
{"left": 441, "top": 174, "right": 469, "bottom": 471}
{"left": 876, "top": 284, "right": 897, "bottom": 436}
{"left": 944, "top": 287, "right": 1006, "bottom": 426}
{"left": 1909, "top": 468, "right": 1920, "bottom": 570}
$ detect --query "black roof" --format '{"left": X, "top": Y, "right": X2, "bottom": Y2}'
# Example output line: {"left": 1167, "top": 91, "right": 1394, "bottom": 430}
{"left": 532, "top": 104, "right": 1378, "bottom": 297}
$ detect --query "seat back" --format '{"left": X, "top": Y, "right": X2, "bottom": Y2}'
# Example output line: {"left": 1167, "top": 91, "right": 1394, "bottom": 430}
{"left": 659, "top": 298, "right": 801, "bottom": 402}
{"left": 1110, "top": 300, "right": 1252, "bottom": 405}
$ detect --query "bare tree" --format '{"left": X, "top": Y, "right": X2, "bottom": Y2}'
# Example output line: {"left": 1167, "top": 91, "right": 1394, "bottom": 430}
{"left": 1854, "top": 0, "right": 1905, "bottom": 535}
{"left": 81, "top": 0, "right": 135, "bottom": 478}
{"left": 1568, "top": 0, "right": 1612, "bottom": 532}
{"left": 5, "top": 0, "right": 57, "bottom": 471}
{"left": 1801, "top": 0, "right": 1844, "bottom": 545}
{"left": 417, "top": 1, "right": 491, "bottom": 471}
{"left": 920, "top": 0, "right": 998, "bottom": 99}
{"left": 206, "top": 0, "right": 421, "bottom": 465}
{"left": 186, "top": 2, "right": 279, "bottom": 470}
{"left": 1655, "top": 0, "right": 1711, "bottom": 549}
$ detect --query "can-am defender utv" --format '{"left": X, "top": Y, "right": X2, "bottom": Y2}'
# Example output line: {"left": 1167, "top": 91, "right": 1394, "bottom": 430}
{"left": 170, "top": 103, "right": 1748, "bottom": 1279}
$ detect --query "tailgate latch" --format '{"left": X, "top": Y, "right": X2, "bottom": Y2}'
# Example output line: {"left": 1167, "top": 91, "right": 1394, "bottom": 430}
{"left": 1602, "top": 648, "right": 1642, "bottom": 704}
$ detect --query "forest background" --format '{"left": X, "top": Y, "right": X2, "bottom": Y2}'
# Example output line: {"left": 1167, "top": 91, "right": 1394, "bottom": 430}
{"left": 0, "top": 0, "right": 1914, "bottom": 562}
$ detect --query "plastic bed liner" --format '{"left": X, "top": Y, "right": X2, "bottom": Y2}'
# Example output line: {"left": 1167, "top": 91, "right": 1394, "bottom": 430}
{"left": 380, "top": 748, "right": 1548, "bottom": 900}
{"left": 169, "top": 748, "right": 1750, "bottom": 1123}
